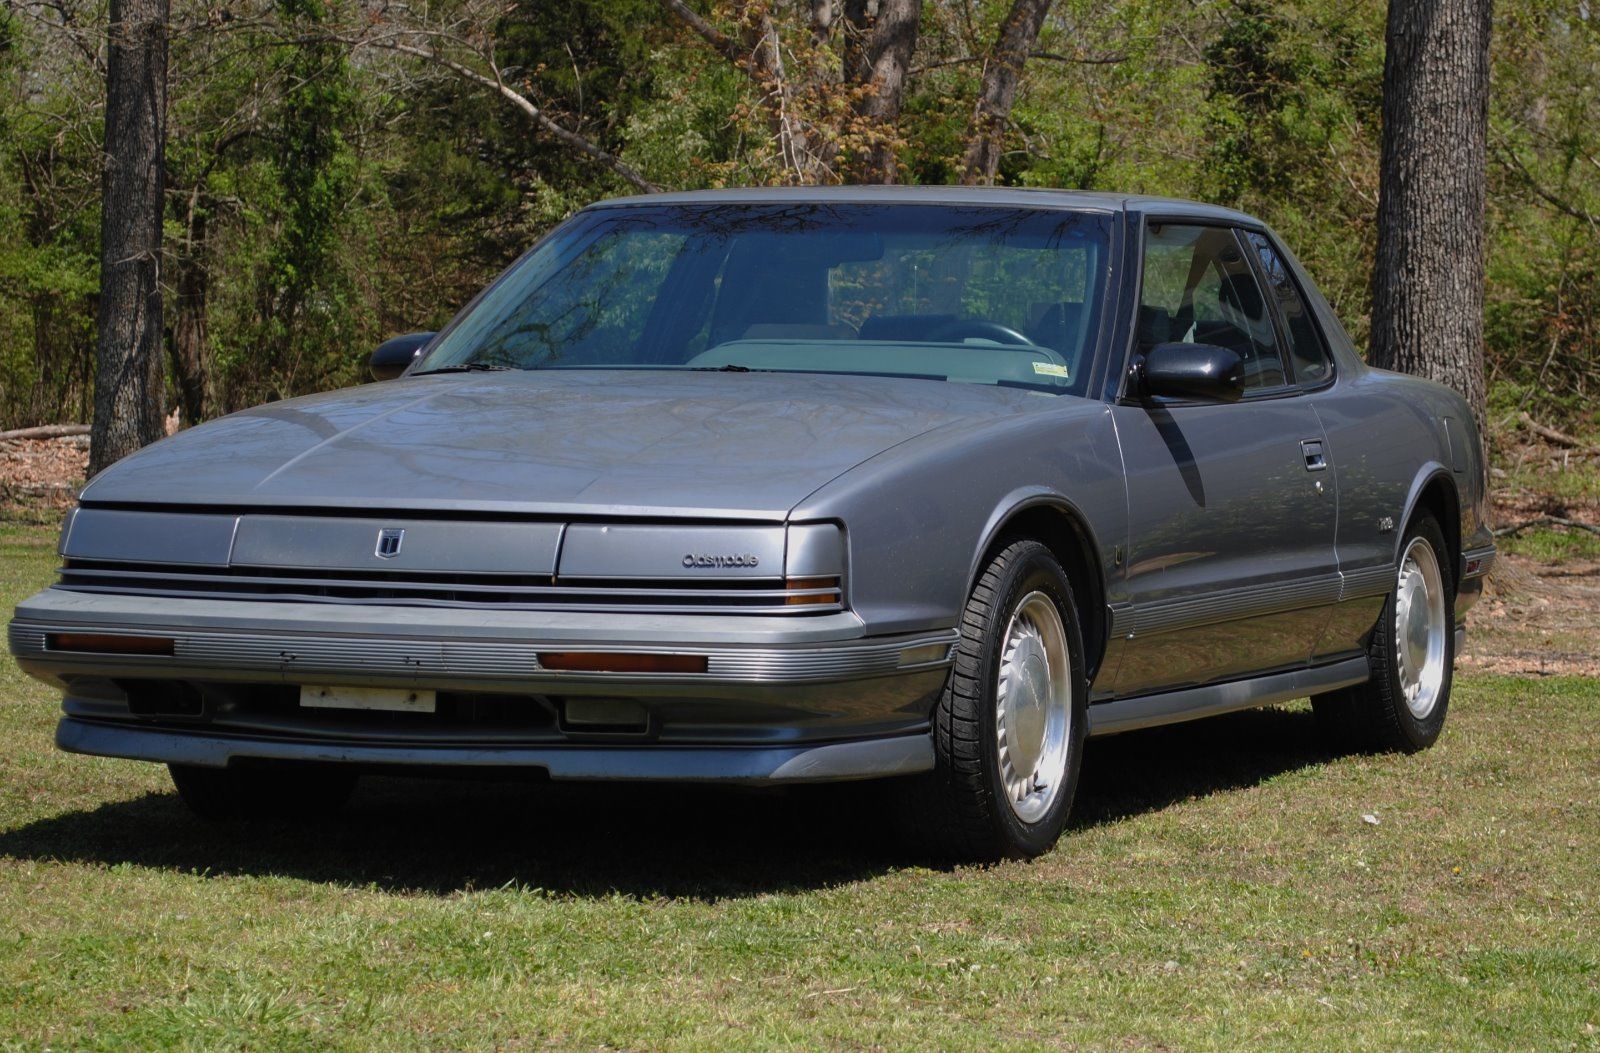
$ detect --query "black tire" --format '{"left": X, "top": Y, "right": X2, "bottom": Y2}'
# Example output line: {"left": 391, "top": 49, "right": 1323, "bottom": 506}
{"left": 898, "top": 539, "right": 1088, "bottom": 862}
{"left": 169, "top": 762, "right": 359, "bottom": 822}
{"left": 1312, "top": 514, "right": 1455, "bottom": 754}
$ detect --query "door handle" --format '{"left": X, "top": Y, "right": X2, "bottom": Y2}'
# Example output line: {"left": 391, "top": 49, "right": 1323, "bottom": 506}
{"left": 1301, "top": 439, "right": 1327, "bottom": 471}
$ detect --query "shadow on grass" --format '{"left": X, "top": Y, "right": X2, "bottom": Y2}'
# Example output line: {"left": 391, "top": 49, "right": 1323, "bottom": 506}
{"left": 0, "top": 706, "right": 1331, "bottom": 898}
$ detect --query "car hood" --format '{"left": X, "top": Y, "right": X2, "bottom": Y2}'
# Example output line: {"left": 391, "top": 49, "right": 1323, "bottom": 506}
{"left": 81, "top": 370, "right": 1062, "bottom": 519}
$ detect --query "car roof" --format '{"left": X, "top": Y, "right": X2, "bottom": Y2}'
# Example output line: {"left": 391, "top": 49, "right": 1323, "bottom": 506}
{"left": 585, "top": 185, "right": 1261, "bottom": 226}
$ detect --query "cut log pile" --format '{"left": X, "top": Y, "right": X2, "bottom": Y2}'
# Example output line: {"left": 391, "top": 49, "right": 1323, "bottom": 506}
{"left": 1, "top": 428, "right": 88, "bottom": 518}
{"left": 0, "top": 424, "right": 92, "bottom": 442}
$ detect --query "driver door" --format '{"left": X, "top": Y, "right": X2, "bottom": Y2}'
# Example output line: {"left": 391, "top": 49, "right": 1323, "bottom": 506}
{"left": 1109, "top": 222, "right": 1339, "bottom": 696}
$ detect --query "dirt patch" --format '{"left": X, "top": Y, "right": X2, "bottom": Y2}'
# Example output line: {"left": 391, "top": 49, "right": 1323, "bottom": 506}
{"left": 1470, "top": 436, "right": 1600, "bottom": 676}
{"left": 1460, "top": 554, "right": 1600, "bottom": 677}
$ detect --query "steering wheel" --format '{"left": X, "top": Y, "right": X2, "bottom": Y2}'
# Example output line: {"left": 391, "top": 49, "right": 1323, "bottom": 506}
{"left": 930, "top": 320, "right": 1036, "bottom": 347}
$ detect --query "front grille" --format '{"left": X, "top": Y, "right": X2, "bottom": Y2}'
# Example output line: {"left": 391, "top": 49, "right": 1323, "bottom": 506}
{"left": 56, "top": 560, "right": 844, "bottom": 615}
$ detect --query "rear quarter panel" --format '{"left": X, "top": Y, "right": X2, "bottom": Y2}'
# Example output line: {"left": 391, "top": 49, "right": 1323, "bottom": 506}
{"left": 1309, "top": 368, "right": 1486, "bottom": 655}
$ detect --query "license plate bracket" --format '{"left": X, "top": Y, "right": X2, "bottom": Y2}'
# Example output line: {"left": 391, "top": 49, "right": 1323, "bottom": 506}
{"left": 299, "top": 684, "right": 437, "bottom": 714}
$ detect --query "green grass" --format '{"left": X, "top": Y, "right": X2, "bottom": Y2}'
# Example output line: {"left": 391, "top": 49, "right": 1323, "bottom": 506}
{"left": 1, "top": 522, "right": 1597, "bottom": 1050}
{"left": 1497, "top": 459, "right": 1600, "bottom": 507}
{"left": 1496, "top": 525, "right": 1600, "bottom": 563}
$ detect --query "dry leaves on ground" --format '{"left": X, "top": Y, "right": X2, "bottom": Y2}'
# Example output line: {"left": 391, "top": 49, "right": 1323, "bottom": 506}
{"left": 0, "top": 436, "right": 86, "bottom": 520}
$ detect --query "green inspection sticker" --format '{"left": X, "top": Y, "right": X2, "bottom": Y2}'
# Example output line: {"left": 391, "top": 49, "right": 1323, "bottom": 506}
{"left": 1032, "top": 362, "right": 1070, "bottom": 378}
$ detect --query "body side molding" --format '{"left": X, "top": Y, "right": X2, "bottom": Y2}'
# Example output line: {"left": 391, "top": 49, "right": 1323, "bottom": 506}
{"left": 1129, "top": 573, "right": 1343, "bottom": 636}
{"left": 1087, "top": 657, "right": 1370, "bottom": 737}
{"left": 1339, "top": 563, "right": 1396, "bottom": 600}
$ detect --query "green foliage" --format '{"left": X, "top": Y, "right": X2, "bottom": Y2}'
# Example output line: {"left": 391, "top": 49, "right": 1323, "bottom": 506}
{"left": 1204, "top": 0, "right": 1310, "bottom": 202}
{"left": 242, "top": 0, "right": 362, "bottom": 402}
{"left": 0, "top": 3, "right": 101, "bottom": 428}
{"left": 0, "top": 0, "right": 1595, "bottom": 428}
{"left": 1485, "top": 1, "right": 1600, "bottom": 428}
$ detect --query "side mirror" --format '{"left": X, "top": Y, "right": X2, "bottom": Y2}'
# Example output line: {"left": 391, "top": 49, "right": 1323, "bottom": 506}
{"left": 1137, "top": 342, "right": 1245, "bottom": 403}
{"left": 369, "top": 332, "right": 436, "bottom": 381}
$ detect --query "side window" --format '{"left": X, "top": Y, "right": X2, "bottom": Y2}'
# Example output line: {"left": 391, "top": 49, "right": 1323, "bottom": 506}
{"left": 1139, "top": 224, "right": 1288, "bottom": 392}
{"left": 1244, "top": 231, "right": 1333, "bottom": 386}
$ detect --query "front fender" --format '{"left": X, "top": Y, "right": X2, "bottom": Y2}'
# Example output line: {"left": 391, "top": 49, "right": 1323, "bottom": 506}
{"left": 966, "top": 488, "right": 1107, "bottom": 595}
{"left": 792, "top": 402, "right": 1126, "bottom": 638}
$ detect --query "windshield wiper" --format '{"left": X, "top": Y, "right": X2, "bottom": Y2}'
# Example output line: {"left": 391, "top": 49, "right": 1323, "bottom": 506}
{"left": 410, "top": 363, "right": 515, "bottom": 376}
{"left": 690, "top": 364, "right": 757, "bottom": 372}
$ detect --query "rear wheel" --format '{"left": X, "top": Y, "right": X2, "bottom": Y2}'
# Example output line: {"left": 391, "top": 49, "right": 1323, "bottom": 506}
{"left": 169, "top": 762, "right": 358, "bottom": 821}
{"left": 899, "top": 539, "right": 1087, "bottom": 861}
{"left": 1312, "top": 514, "right": 1455, "bottom": 753}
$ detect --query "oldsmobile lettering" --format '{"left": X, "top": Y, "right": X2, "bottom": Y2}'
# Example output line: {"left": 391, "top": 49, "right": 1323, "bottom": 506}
{"left": 682, "top": 553, "right": 760, "bottom": 569}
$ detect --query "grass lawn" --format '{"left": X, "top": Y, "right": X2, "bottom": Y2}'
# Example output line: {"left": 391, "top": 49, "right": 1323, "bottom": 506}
{"left": 1, "top": 521, "right": 1596, "bottom": 1050}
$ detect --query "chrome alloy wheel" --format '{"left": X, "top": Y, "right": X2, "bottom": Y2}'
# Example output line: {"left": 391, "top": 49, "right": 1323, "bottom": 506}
{"left": 1394, "top": 535, "right": 1448, "bottom": 719}
{"left": 994, "top": 591, "right": 1073, "bottom": 824}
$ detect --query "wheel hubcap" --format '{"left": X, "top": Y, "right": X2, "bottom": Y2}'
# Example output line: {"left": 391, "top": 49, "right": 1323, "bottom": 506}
{"left": 995, "top": 592, "right": 1072, "bottom": 824}
{"left": 1394, "top": 536, "right": 1447, "bottom": 719}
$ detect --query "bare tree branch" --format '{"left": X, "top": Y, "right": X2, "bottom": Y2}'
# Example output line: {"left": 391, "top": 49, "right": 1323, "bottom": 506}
{"left": 911, "top": 49, "right": 1124, "bottom": 75}
{"left": 1494, "top": 142, "right": 1600, "bottom": 229}
{"left": 0, "top": 424, "right": 91, "bottom": 441}
{"left": 1518, "top": 412, "right": 1600, "bottom": 455}
{"left": 1494, "top": 516, "right": 1600, "bottom": 538}
{"left": 344, "top": 34, "right": 659, "bottom": 193}
{"left": 657, "top": 0, "right": 744, "bottom": 66}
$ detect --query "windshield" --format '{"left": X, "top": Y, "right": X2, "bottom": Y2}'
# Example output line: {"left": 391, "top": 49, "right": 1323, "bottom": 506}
{"left": 415, "top": 202, "right": 1112, "bottom": 394}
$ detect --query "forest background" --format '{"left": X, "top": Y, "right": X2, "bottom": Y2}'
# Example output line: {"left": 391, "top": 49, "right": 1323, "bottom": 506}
{"left": 0, "top": 0, "right": 1594, "bottom": 439}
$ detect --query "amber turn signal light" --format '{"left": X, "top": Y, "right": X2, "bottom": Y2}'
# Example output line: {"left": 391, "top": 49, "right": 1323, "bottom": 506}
{"left": 46, "top": 632, "right": 175, "bottom": 656}
{"left": 785, "top": 576, "right": 842, "bottom": 606}
{"left": 538, "top": 652, "right": 708, "bottom": 674}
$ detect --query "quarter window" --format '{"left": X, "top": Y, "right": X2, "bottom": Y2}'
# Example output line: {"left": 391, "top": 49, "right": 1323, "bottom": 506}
{"left": 1243, "top": 231, "right": 1333, "bottom": 387}
{"left": 1138, "top": 224, "right": 1288, "bottom": 393}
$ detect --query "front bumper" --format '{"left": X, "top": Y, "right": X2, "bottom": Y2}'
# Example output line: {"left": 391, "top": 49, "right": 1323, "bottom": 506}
{"left": 53, "top": 717, "right": 934, "bottom": 782}
{"left": 9, "top": 587, "right": 956, "bottom": 782}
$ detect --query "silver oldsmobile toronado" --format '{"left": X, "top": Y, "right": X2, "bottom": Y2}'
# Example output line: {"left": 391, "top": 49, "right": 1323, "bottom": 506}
{"left": 8, "top": 188, "right": 1493, "bottom": 859}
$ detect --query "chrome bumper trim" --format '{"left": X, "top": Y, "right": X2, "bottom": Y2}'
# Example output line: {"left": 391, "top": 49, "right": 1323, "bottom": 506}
{"left": 9, "top": 619, "right": 957, "bottom": 686}
{"left": 55, "top": 717, "right": 935, "bottom": 783}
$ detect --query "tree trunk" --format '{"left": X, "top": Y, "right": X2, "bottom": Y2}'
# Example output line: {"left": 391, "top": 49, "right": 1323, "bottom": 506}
{"left": 1370, "top": 0, "right": 1492, "bottom": 438}
{"left": 960, "top": 0, "right": 1053, "bottom": 185}
{"left": 169, "top": 199, "right": 209, "bottom": 425}
{"left": 842, "top": 0, "right": 923, "bottom": 183}
{"left": 91, "top": 0, "right": 169, "bottom": 476}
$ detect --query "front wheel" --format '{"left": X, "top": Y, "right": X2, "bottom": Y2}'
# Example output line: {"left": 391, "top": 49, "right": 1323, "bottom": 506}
{"left": 899, "top": 539, "right": 1088, "bottom": 861}
{"left": 1312, "top": 513, "right": 1456, "bottom": 753}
